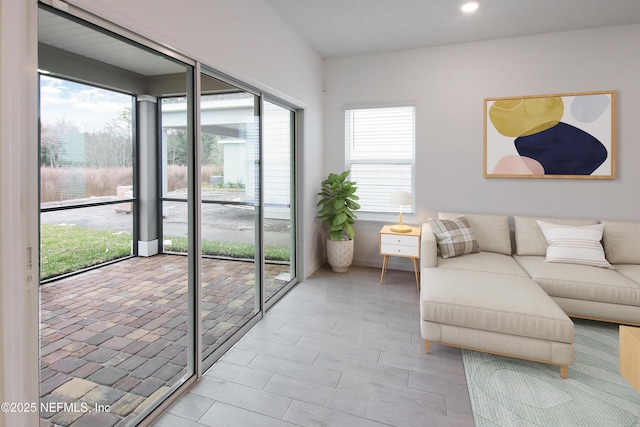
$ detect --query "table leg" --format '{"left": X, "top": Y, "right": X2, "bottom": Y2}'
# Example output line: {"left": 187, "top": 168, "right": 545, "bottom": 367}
{"left": 412, "top": 258, "right": 420, "bottom": 290}
{"left": 379, "top": 255, "right": 389, "bottom": 285}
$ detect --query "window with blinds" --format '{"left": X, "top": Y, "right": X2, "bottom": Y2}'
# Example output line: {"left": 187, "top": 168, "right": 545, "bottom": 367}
{"left": 345, "top": 106, "right": 415, "bottom": 213}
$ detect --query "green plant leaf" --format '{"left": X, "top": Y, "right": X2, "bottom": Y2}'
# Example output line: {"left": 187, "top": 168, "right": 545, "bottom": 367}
{"left": 344, "top": 187, "right": 357, "bottom": 196}
{"left": 346, "top": 200, "right": 361, "bottom": 210}
{"left": 329, "top": 231, "right": 343, "bottom": 241}
{"left": 329, "top": 224, "right": 343, "bottom": 232}
{"left": 333, "top": 212, "right": 347, "bottom": 225}
{"left": 344, "top": 223, "right": 355, "bottom": 239}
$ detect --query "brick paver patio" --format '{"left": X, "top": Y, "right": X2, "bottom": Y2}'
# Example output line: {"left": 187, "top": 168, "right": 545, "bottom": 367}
{"left": 39, "top": 254, "right": 289, "bottom": 426}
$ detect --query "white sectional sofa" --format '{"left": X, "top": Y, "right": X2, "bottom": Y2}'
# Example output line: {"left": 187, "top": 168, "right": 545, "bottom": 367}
{"left": 420, "top": 212, "right": 640, "bottom": 378}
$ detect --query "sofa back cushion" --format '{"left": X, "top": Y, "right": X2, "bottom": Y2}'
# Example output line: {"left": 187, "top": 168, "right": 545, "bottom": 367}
{"left": 602, "top": 220, "right": 640, "bottom": 264}
{"left": 439, "top": 212, "right": 511, "bottom": 255}
{"left": 514, "top": 216, "right": 597, "bottom": 256}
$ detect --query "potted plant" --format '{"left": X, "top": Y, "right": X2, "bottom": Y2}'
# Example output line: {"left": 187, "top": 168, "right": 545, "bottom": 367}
{"left": 317, "top": 170, "right": 361, "bottom": 272}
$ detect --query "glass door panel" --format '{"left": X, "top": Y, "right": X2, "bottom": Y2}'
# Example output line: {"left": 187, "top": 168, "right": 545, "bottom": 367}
{"left": 39, "top": 5, "right": 194, "bottom": 425}
{"left": 199, "top": 74, "right": 260, "bottom": 363}
{"left": 263, "top": 101, "right": 295, "bottom": 302}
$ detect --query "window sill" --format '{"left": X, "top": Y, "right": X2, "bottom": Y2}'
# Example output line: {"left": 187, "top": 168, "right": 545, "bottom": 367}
{"left": 356, "top": 213, "right": 419, "bottom": 226}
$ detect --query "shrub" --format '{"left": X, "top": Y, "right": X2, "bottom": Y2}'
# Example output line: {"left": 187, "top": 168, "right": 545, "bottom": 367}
{"left": 40, "top": 167, "right": 132, "bottom": 202}
{"left": 167, "top": 164, "right": 188, "bottom": 192}
{"left": 40, "top": 164, "right": 225, "bottom": 202}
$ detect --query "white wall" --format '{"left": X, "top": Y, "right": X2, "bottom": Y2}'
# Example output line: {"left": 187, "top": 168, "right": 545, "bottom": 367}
{"left": 324, "top": 24, "right": 640, "bottom": 270}
{"left": 1, "top": 0, "right": 324, "bottom": 424}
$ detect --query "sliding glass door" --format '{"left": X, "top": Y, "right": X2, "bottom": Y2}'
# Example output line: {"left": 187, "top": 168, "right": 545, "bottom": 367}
{"left": 263, "top": 100, "right": 296, "bottom": 304}
{"left": 39, "top": 5, "right": 195, "bottom": 426}
{"left": 38, "top": 3, "right": 300, "bottom": 425}
{"left": 198, "top": 73, "right": 261, "bottom": 365}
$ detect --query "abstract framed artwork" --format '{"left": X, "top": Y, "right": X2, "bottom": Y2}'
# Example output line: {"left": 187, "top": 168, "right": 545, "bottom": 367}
{"left": 484, "top": 91, "right": 616, "bottom": 179}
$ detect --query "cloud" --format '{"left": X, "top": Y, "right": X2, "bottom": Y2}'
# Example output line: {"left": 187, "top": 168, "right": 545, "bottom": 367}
{"left": 40, "top": 75, "right": 131, "bottom": 129}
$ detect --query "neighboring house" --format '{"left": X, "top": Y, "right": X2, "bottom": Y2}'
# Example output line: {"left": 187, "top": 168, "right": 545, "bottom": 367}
{"left": 162, "top": 94, "right": 292, "bottom": 219}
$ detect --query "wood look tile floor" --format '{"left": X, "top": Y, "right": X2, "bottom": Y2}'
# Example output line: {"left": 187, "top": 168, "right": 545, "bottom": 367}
{"left": 154, "top": 265, "right": 474, "bottom": 427}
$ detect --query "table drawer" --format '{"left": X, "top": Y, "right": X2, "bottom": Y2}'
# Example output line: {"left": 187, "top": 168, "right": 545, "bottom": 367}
{"left": 380, "top": 233, "right": 419, "bottom": 246}
{"left": 380, "top": 243, "right": 419, "bottom": 257}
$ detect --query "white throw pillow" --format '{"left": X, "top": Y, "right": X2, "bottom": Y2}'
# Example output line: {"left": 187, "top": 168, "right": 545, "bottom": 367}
{"left": 537, "top": 220, "right": 613, "bottom": 269}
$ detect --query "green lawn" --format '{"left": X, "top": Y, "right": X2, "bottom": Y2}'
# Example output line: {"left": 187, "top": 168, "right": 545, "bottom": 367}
{"left": 40, "top": 224, "right": 132, "bottom": 280}
{"left": 40, "top": 224, "right": 290, "bottom": 280}
{"left": 164, "top": 237, "right": 290, "bottom": 261}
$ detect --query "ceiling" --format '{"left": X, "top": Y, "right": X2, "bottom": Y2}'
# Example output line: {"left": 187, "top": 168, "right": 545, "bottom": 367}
{"left": 39, "top": 8, "right": 186, "bottom": 77}
{"left": 38, "top": 1, "right": 640, "bottom": 72}
{"left": 264, "top": 0, "right": 640, "bottom": 58}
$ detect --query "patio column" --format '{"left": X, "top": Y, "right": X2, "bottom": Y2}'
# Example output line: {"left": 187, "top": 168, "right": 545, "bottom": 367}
{"left": 137, "top": 95, "right": 159, "bottom": 256}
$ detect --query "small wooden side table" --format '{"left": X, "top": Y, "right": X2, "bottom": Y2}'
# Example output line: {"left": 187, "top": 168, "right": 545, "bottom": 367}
{"left": 620, "top": 325, "right": 640, "bottom": 393}
{"left": 379, "top": 225, "right": 421, "bottom": 290}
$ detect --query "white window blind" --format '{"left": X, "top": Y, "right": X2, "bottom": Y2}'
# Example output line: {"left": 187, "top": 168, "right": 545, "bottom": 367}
{"left": 345, "top": 106, "right": 415, "bottom": 213}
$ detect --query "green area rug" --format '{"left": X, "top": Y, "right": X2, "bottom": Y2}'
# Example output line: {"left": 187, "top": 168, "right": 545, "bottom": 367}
{"left": 462, "top": 319, "right": 640, "bottom": 426}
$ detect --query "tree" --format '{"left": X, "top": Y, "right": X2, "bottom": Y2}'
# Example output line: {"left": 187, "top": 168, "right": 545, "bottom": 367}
{"left": 40, "top": 122, "right": 62, "bottom": 168}
{"left": 40, "top": 119, "right": 80, "bottom": 167}
{"left": 167, "top": 129, "right": 188, "bottom": 165}
{"left": 202, "top": 133, "right": 222, "bottom": 172}
{"left": 84, "top": 106, "right": 133, "bottom": 168}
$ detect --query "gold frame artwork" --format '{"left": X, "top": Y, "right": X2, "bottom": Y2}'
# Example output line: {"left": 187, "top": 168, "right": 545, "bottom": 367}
{"left": 484, "top": 90, "right": 616, "bottom": 179}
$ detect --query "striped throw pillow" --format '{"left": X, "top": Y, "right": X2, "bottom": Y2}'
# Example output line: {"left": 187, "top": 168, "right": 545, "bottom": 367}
{"left": 537, "top": 220, "right": 613, "bottom": 269}
{"left": 429, "top": 217, "right": 479, "bottom": 259}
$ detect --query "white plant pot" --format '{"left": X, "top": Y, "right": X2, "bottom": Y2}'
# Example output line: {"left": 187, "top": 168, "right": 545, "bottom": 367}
{"left": 326, "top": 238, "right": 354, "bottom": 273}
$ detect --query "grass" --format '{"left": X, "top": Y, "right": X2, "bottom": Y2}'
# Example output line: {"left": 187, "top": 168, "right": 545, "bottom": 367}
{"left": 164, "top": 237, "right": 290, "bottom": 261}
{"left": 40, "top": 224, "right": 290, "bottom": 280}
{"left": 40, "top": 224, "right": 132, "bottom": 279}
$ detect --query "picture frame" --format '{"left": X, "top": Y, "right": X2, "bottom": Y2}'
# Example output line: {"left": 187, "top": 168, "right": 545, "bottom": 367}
{"left": 484, "top": 91, "right": 616, "bottom": 179}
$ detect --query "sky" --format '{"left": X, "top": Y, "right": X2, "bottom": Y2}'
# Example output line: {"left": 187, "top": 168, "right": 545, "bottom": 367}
{"left": 39, "top": 74, "right": 133, "bottom": 132}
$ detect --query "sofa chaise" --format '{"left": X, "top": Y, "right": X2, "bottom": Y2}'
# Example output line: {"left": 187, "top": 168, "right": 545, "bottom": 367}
{"left": 420, "top": 212, "right": 640, "bottom": 378}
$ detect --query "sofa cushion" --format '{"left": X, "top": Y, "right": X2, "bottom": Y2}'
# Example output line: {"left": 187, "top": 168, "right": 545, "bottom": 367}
{"left": 515, "top": 216, "right": 598, "bottom": 256}
{"left": 429, "top": 217, "right": 479, "bottom": 259}
{"left": 421, "top": 268, "right": 573, "bottom": 343}
{"left": 421, "top": 322, "right": 574, "bottom": 366}
{"left": 537, "top": 221, "right": 612, "bottom": 269}
{"left": 439, "top": 212, "right": 511, "bottom": 255}
{"left": 513, "top": 255, "right": 640, "bottom": 307}
{"left": 437, "top": 251, "right": 529, "bottom": 277}
{"left": 549, "top": 297, "right": 640, "bottom": 326}
{"left": 615, "top": 264, "right": 640, "bottom": 284}
{"left": 602, "top": 220, "right": 640, "bottom": 265}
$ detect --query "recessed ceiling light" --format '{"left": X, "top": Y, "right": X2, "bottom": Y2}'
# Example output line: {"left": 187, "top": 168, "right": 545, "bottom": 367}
{"left": 461, "top": 2, "right": 479, "bottom": 13}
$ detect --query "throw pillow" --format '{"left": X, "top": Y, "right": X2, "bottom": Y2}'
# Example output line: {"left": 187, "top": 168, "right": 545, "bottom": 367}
{"left": 429, "top": 217, "right": 479, "bottom": 259}
{"left": 537, "top": 220, "right": 613, "bottom": 269}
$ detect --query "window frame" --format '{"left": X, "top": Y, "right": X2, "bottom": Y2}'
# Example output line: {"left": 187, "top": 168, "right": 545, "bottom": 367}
{"left": 344, "top": 104, "right": 416, "bottom": 218}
